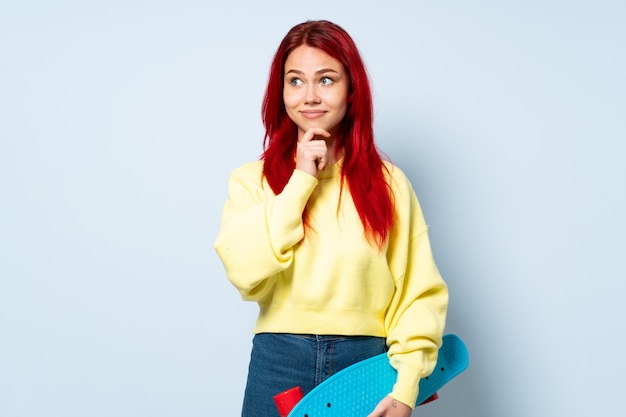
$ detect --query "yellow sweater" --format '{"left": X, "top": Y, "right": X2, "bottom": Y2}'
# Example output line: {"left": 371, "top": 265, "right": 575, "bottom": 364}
{"left": 214, "top": 159, "right": 448, "bottom": 408}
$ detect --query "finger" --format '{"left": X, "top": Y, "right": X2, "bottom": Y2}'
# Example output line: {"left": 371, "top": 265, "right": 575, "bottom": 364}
{"left": 298, "top": 138, "right": 328, "bottom": 158}
{"left": 299, "top": 127, "right": 331, "bottom": 143}
{"left": 297, "top": 142, "right": 327, "bottom": 159}
{"left": 314, "top": 148, "right": 330, "bottom": 171}
{"left": 295, "top": 147, "right": 325, "bottom": 177}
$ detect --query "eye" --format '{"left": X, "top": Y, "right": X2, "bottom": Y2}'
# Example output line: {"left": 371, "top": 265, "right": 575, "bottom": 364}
{"left": 320, "top": 77, "right": 334, "bottom": 85}
{"left": 288, "top": 77, "right": 303, "bottom": 87}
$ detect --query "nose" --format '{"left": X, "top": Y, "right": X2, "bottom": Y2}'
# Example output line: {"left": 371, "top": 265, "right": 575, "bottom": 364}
{"left": 304, "top": 84, "right": 321, "bottom": 104}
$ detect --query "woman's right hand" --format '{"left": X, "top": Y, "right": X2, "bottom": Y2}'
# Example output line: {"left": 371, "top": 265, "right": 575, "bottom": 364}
{"left": 366, "top": 396, "right": 413, "bottom": 417}
{"left": 295, "top": 128, "right": 331, "bottom": 177}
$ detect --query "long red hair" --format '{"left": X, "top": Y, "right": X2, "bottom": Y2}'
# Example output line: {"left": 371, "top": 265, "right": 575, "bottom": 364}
{"left": 261, "top": 20, "right": 393, "bottom": 247}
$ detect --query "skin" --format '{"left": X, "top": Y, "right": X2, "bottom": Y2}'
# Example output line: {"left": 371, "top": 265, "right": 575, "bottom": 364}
{"left": 283, "top": 45, "right": 413, "bottom": 417}
{"left": 283, "top": 45, "right": 349, "bottom": 177}
{"left": 366, "top": 397, "right": 413, "bottom": 417}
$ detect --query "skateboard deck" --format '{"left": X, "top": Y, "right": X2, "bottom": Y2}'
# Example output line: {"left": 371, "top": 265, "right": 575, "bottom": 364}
{"left": 286, "top": 334, "right": 468, "bottom": 417}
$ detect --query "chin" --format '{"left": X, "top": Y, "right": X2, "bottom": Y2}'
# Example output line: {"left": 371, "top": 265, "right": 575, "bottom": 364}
{"left": 297, "top": 122, "right": 335, "bottom": 134}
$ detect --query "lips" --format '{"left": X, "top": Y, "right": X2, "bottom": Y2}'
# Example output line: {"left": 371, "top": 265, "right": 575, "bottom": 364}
{"left": 300, "top": 110, "right": 327, "bottom": 119}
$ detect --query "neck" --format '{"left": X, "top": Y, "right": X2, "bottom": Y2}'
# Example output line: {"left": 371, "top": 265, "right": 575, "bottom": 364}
{"left": 326, "top": 138, "right": 345, "bottom": 165}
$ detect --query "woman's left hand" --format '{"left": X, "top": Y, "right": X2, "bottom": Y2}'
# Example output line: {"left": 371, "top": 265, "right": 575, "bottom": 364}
{"left": 366, "top": 396, "right": 413, "bottom": 417}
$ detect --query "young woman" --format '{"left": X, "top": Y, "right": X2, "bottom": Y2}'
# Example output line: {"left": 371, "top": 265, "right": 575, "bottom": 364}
{"left": 214, "top": 20, "right": 448, "bottom": 417}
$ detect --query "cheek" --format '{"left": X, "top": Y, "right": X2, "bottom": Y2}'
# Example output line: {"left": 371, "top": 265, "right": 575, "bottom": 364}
{"left": 282, "top": 93, "right": 299, "bottom": 124}
{"left": 328, "top": 87, "right": 349, "bottom": 110}
{"left": 283, "top": 88, "right": 300, "bottom": 109}
{"left": 331, "top": 94, "right": 349, "bottom": 117}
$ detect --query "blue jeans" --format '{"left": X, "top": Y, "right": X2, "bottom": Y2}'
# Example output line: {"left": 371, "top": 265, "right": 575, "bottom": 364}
{"left": 241, "top": 333, "right": 387, "bottom": 417}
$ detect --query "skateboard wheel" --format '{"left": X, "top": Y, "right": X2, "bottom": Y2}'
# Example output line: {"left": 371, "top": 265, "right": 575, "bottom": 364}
{"left": 419, "top": 392, "right": 439, "bottom": 405}
{"left": 274, "top": 386, "right": 304, "bottom": 417}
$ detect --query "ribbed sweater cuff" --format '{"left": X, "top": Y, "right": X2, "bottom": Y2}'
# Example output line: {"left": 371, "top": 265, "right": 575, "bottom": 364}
{"left": 390, "top": 364, "right": 420, "bottom": 409}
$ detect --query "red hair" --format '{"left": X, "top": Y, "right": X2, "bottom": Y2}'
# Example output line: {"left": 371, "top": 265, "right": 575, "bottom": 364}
{"left": 261, "top": 20, "right": 393, "bottom": 247}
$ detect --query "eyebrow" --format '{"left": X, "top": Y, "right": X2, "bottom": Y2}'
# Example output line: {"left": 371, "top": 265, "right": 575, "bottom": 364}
{"left": 285, "top": 68, "right": 340, "bottom": 76}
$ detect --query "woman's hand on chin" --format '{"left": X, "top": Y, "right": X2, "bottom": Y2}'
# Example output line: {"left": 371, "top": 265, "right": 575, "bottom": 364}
{"left": 295, "top": 128, "right": 331, "bottom": 177}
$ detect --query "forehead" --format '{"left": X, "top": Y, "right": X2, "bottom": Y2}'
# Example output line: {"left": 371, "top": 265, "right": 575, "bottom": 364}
{"left": 284, "top": 45, "right": 343, "bottom": 72}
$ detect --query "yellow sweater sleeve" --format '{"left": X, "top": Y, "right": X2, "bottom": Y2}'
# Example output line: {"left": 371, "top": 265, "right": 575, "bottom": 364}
{"left": 214, "top": 163, "right": 318, "bottom": 301}
{"left": 384, "top": 168, "right": 449, "bottom": 408}
{"left": 215, "top": 161, "right": 448, "bottom": 408}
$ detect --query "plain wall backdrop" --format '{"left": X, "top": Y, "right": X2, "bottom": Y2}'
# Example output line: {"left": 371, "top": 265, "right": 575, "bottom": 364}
{"left": 1, "top": 1, "right": 625, "bottom": 416}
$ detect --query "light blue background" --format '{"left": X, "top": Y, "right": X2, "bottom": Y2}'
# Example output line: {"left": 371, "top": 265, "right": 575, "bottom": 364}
{"left": 1, "top": 1, "right": 625, "bottom": 416}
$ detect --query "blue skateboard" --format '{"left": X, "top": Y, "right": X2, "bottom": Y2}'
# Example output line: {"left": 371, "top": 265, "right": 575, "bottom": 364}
{"left": 285, "top": 334, "right": 468, "bottom": 417}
